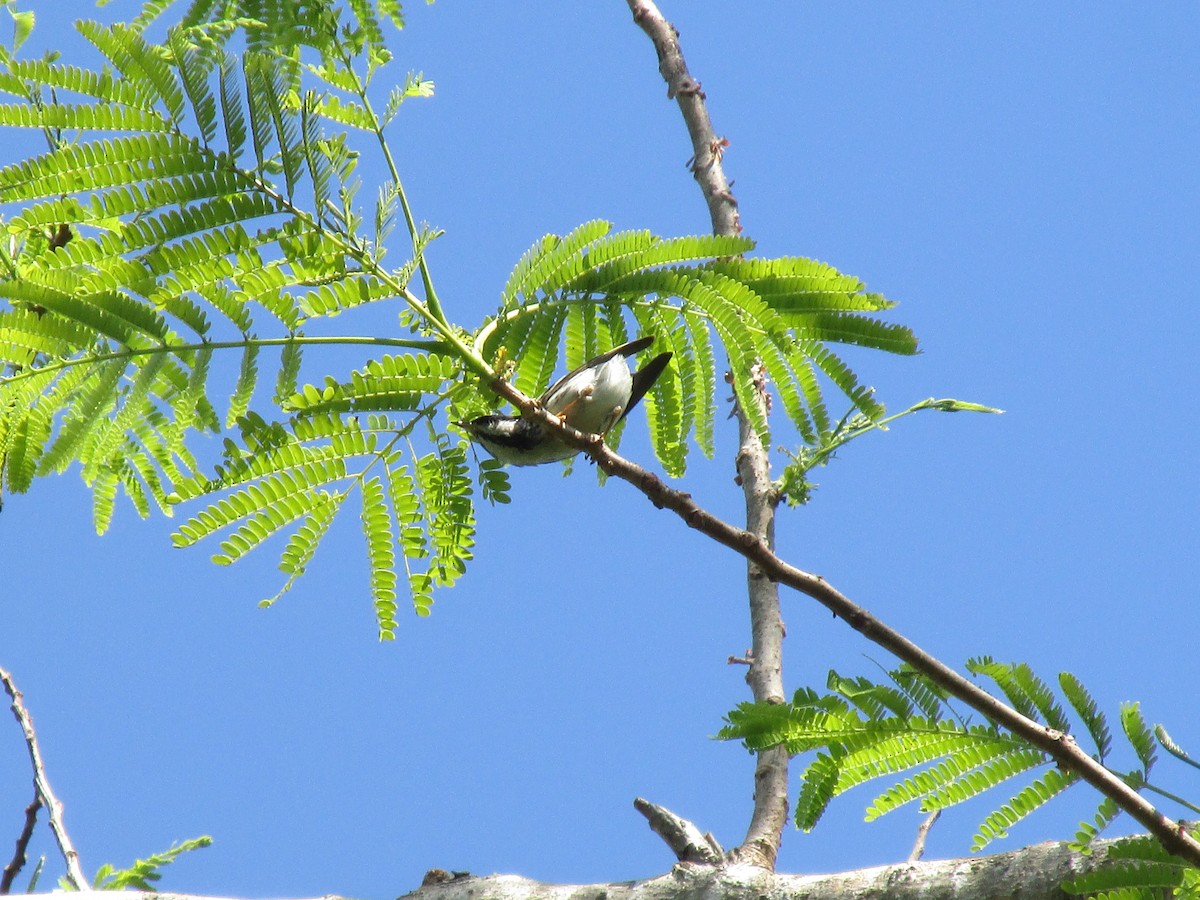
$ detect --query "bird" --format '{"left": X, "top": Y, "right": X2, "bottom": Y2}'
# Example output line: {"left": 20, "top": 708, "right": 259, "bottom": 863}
{"left": 457, "top": 336, "right": 672, "bottom": 466}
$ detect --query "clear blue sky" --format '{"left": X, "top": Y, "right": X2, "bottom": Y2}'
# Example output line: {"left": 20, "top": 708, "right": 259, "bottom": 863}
{"left": 2, "top": 2, "right": 1198, "bottom": 897}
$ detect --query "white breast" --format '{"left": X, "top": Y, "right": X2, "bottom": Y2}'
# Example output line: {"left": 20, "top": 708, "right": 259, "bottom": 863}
{"left": 545, "top": 355, "right": 633, "bottom": 435}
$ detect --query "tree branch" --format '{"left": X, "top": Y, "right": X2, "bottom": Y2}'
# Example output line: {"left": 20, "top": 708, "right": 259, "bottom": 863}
{"left": 624, "top": 0, "right": 788, "bottom": 868}
{"left": 487, "top": 378, "right": 1200, "bottom": 869}
{"left": 908, "top": 810, "right": 940, "bottom": 863}
{"left": 400, "top": 837, "right": 1135, "bottom": 900}
{"left": 0, "top": 667, "right": 88, "bottom": 889}
{"left": 0, "top": 790, "right": 40, "bottom": 893}
{"left": 633, "top": 798, "right": 723, "bottom": 864}
{"left": 730, "top": 367, "right": 790, "bottom": 869}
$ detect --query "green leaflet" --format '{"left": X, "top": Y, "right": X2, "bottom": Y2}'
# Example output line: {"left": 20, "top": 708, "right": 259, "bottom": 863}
{"left": 173, "top": 458, "right": 350, "bottom": 547}
{"left": 273, "top": 338, "right": 304, "bottom": 406}
{"left": 1120, "top": 702, "right": 1158, "bottom": 773}
{"left": 388, "top": 462, "right": 431, "bottom": 617}
{"left": 0, "top": 135, "right": 214, "bottom": 202}
{"left": 414, "top": 432, "right": 475, "bottom": 591}
{"left": 309, "top": 93, "right": 374, "bottom": 130}
{"left": 969, "top": 657, "right": 1070, "bottom": 729}
{"left": 273, "top": 492, "right": 340, "bottom": 580}
{"left": 868, "top": 744, "right": 1047, "bottom": 818}
{"left": 381, "top": 72, "right": 433, "bottom": 126}
{"left": 77, "top": 20, "right": 186, "bottom": 120}
{"left": 360, "top": 475, "right": 399, "bottom": 635}
{"left": 971, "top": 767, "right": 1077, "bottom": 852}
{"left": 218, "top": 48, "right": 246, "bottom": 156}
{"left": 501, "top": 219, "right": 614, "bottom": 307}
{"left": 287, "top": 352, "right": 458, "bottom": 416}
{"left": 2, "top": 58, "right": 147, "bottom": 106}
{"left": 213, "top": 486, "right": 336, "bottom": 564}
{"left": 682, "top": 309, "right": 716, "bottom": 458}
{"left": 512, "top": 304, "right": 565, "bottom": 400}
{"left": 168, "top": 28, "right": 220, "bottom": 143}
{"left": 632, "top": 304, "right": 687, "bottom": 476}
{"left": 0, "top": 102, "right": 173, "bottom": 132}
{"left": 298, "top": 274, "right": 397, "bottom": 318}
{"left": 226, "top": 343, "right": 259, "bottom": 427}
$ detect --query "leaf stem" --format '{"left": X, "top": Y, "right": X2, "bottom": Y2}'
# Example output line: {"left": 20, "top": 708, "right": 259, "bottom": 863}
{"left": 334, "top": 38, "right": 446, "bottom": 325}
{"left": 1143, "top": 782, "right": 1200, "bottom": 817}
{"left": 0, "top": 334, "right": 449, "bottom": 388}
{"left": 801, "top": 398, "right": 1003, "bottom": 474}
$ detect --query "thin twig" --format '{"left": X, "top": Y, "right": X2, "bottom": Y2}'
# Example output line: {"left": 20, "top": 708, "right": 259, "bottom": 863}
{"left": 0, "top": 790, "right": 40, "bottom": 893}
{"left": 487, "top": 379, "right": 1200, "bottom": 869}
{"left": 0, "top": 666, "right": 88, "bottom": 889}
{"left": 625, "top": 0, "right": 789, "bottom": 870}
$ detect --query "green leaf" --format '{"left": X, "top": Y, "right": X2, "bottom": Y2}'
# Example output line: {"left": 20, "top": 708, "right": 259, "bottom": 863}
{"left": 92, "top": 836, "right": 212, "bottom": 891}
{"left": 971, "top": 766, "right": 1077, "bottom": 851}
{"left": 226, "top": 342, "right": 259, "bottom": 427}
{"left": 721, "top": 663, "right": 1139, "bottom": 855}
{"left": 361, "top": 474, "right": 398, "bottom": 638}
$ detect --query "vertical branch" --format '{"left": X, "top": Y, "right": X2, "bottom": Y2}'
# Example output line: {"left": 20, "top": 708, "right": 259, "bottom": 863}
{"left": 0, "top": 666, "right": 87, "bottom": 889}
{"left": 732, "top": 370, "right": 790, "bottom": 869}
{"left": 625, "top": 1, "right": 789, "bottom": 869}
{"left": 626, "top": 2, "right": 740, "bottom": 237}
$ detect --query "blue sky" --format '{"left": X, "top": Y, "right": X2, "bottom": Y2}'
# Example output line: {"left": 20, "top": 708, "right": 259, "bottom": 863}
{"left": 2, "top": 2, "right": 1198, "bottom": 897}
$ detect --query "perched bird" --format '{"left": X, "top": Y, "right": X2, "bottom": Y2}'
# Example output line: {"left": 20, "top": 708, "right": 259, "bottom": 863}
{"left": 458, "top": 336, "right": 672, "bottom": 466}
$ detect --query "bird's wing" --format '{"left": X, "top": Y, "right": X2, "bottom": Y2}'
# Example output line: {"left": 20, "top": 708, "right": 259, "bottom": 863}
{"left": 539, "top": 336, "right": 656, "bottom": 406}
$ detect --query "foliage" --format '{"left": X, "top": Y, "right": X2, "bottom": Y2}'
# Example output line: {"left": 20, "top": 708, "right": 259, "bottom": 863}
{"left": 77, "top": 835, "right": 212, "bottom": 891}
{"left": 1063, "top": 835, "right": 1200, "bottom": 900}
{"left": 0, "top": 3, "right": 985, "bottom": 635}
{"left": 469, "top": 221, "right": 927, "bottom": 477}
{"left": 720, "top": 659, "right": 1197, "bottom": 854}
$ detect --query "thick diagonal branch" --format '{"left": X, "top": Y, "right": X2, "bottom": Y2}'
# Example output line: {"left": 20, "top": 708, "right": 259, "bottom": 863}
{"left": 624, "top": 0, "right": 788, "bottom": 868}
{"left": 1, "top": 666, "right": 87, "bottom": 889}
{"left": 488, "top": 382, "right": 1200, "bottom": 869}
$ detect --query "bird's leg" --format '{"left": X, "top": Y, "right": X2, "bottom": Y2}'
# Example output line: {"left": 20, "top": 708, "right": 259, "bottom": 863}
{"left": 599, "top": 404, "right": 626, "bottom": 436}
{"left": 550, "top": 385, "right": 595, "bottom": 422}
